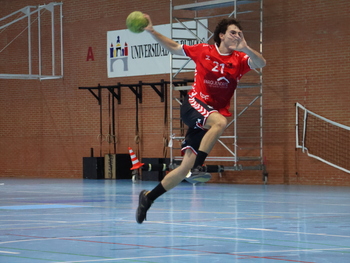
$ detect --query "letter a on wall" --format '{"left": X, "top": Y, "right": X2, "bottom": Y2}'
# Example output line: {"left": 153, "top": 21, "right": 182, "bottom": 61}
{"left": 87, "top": 47, "right": 94, "bottom": 61}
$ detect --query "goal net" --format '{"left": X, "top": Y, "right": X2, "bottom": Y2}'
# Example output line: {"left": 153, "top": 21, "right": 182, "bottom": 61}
{"left": 296, "top": 102, "right": 350, "bottom": 173}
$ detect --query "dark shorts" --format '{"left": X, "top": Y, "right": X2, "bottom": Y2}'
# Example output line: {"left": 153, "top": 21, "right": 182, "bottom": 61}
{"left": 180, "top": 95, "right": 217, "bottom": 154}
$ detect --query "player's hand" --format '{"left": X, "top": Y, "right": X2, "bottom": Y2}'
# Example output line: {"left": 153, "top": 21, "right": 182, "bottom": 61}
{"left": 143, "top": 14, "right": 154, "bottom": 33}
{"left": 230, "top": 31, "right": 248, "bottom": 51}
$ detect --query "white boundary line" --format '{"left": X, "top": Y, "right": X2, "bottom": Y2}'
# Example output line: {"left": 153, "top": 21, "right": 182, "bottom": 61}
{"left": 2, "top": 228, "right": 350, "bottom": 262}
{"left": 0, "top": 250, "right": 20, "bottom": 254}
{"left": 57, "top": 254, "right": 210, "bottom": 263}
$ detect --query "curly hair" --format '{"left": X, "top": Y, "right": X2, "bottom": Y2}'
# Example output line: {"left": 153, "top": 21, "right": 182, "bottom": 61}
{"left": 213, "top": 18, "right": 243, "bottom": 45}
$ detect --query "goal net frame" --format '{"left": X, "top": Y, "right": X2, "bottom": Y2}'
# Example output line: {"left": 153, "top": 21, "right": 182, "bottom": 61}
{"left": 296, "top": 102, "right": 350, "bottom": 174}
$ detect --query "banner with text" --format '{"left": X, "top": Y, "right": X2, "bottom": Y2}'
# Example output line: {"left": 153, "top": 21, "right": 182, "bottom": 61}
{"left": 107, "top": 20, "right": 208, "bottom": 78}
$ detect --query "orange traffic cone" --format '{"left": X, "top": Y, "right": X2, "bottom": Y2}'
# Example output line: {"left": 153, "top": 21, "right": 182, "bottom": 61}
{"left": 128, "top": 147, "right": 144, "bottom": 170}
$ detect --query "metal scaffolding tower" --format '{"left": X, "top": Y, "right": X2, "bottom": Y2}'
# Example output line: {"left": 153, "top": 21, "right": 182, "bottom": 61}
{"left": 169, "top": 0, "right": 267, "bottom": 182}
{"left": 0, "top": 2, "right": 63, "bottom": 80}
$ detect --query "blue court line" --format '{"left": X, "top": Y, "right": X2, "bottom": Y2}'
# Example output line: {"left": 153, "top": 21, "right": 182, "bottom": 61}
{"left": 0, "top": 204, "right": 88, "bottom": 210}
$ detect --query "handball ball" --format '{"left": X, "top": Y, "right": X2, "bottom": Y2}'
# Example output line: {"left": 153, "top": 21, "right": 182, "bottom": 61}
{"left": 126, "top": 11, "right": 149, "bottom": 33}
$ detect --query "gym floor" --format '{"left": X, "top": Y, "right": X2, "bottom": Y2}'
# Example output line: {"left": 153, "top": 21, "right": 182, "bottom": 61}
{"left": 1, "top": 178, "right": 350, "bottom": 263}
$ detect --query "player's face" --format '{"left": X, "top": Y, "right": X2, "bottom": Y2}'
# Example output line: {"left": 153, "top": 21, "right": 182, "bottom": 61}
{"left": 220, "top": 24, "right": 242, "bottom": 49}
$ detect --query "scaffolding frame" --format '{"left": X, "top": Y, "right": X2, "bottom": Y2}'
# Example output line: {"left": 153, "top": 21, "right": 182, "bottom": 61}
{"left": 0, "top": 2, "right": 63, "bottom": 80}
{"left": 169, "top": 0, "right": 267, "bottom": 181}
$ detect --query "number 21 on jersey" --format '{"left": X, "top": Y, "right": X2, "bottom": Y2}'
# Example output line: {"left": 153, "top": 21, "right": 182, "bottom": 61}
{"left": 212, "top": 61, "right": 225, "bottom": 74}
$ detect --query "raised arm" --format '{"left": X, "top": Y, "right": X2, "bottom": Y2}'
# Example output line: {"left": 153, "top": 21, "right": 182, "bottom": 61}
{"left": 234, "top": 31, "right": 266, "bottom": 69}
{"left": 241, "top": 45, "right": 266, "bottom": 69}
{"left": 143, "top": 14, "right": 185, "bottom": 56}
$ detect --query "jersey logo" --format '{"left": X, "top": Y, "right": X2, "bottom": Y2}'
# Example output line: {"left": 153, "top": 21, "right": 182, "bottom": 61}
{"left": 217, "top": 77, "right": 229, "bottom": 83}
{"left": 200, "top": 92, "right": 209, "bottom": 100}
{"left": 195, "top": 118, "right": 203, "bottom": 129}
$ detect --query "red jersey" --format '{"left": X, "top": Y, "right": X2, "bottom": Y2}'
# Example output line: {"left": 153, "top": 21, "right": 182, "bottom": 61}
{"left": 183, "top": 43, "right": 251, "bottom": 116}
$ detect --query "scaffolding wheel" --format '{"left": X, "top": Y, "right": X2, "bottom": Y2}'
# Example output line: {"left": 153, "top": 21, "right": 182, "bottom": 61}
{"left": 262, "top": 172, "right": 268, "bottom": 185}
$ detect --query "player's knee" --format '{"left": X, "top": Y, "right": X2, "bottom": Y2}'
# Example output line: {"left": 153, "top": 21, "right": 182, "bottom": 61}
{"left": 214, "top": 115, "right": 227, "bottom": 130}
{"left": 206, "top": 113, "right": 227, "bottom": 130}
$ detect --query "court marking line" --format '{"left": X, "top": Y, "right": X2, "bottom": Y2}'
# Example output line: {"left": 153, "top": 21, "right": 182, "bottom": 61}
{"left": 3, "top": 219, "right": 349, "bottom": 240}
{"left": 3, "top": 234, "right": 257, "bottom": 244}
{"left": 0, "top": 250, "right": 20, "bottom": 254}
{"left": 0, "top": 246, "right": 114, "bottom": 260}
{"left": 157, "top": 210, "right": 350, "bottom": 217}
{"left": 0, "top": 219, "right": 68, "bottom": 223}
{"left": 5, "top": 233, "right": 350, "bottom": 255}
{"left": 2, "top": 234, "right": 315, "bottom": 263}
{"left": 54, "top": 248, "right": 316, "bottom": 263}
{"left": 4, "top": 217, "right": 345, "bottom": 240}
{"left": 235, "top": 199, "right": 350, "bottom": 206}
{"left": 166, "top": 196, "right": 350, "bottom": 207}
{"left": 55, "top": 253, "right": 211, "bottom": 263}
{"left": 234, "top": 247, "right": 350, "bottom": 254}
{"left": 0, "top": 220, "right": 122, "bottom": 231}
{"left": 246, "top": 227, "right": 350, "bottom": 238}
{"left": 1, "top": 211, "right": 349, "bottom": 217}
{"left": 145, "top": 221, "right": 350, "bottom": 238}
{"left": 0, "top": 204, "right": 88, "bottom": 210}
